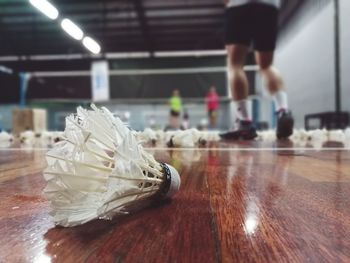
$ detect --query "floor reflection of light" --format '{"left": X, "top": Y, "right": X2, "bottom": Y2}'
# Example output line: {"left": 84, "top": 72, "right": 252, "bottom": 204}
{"left": 244, "top": 200, "right": 259, "bottom": 235}
{"left": 34, "top": 254, "right": 51, "bottom": 263}
{"left": 244, "top": 216, "right": 258, "bottom": 235}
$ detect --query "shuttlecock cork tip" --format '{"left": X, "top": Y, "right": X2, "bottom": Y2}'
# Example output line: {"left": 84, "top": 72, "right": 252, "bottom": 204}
{"left": 161, "top": 163, "right": 181, "bottom": 198}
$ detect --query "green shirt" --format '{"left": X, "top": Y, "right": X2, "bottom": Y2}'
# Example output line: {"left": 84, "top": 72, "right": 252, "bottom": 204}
{"left": 169, "top": 96, "right": 182, "bottom": 112}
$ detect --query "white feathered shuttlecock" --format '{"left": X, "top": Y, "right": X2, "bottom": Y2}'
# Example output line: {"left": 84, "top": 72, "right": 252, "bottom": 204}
{"left": 328, "top": 130, "right": 345, "bottom": 144}
{"left": 0, "top": 131, "right": 14, "bottom": 147}
{"left": 289, "top": 129, "right": 310, "bottom": 147}
{"left": 51, "top": 131, "right": 64, "bottom": 143}
{"left": 167, "top": 129, "right": 206, "bottom": 148}
{"left": 309, "top": 129, "right": 328, "bottom": 149}
{"left": 202, "top": 131, "right": 220, "bottom": 142}
{"left": 20, "top": 130, "right": 35, "bottom": 144}
{"left": 38, "top": 131, "right": 54, "bottom": 146}
{"left": 155, "top": 130, "right": 165, "bottom": 142}
{"left": 43, "top": 105, "right": 181, "bottom": 227}
{"left": 344, "top": 128, "right": 350, "bottom": 148}
{"left": 140, "top": 128, "right": 158, "bottom": 145}
{"left": 258, "top": 129, "right": 276, "bottom": 142}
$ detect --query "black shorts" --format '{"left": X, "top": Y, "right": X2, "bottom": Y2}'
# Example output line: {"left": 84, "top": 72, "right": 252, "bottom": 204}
{"left": 225, "top": 4, "right": 279, "bottom": 52}
{"left": 170, "top": 110, "right": 180, "bottom": 117}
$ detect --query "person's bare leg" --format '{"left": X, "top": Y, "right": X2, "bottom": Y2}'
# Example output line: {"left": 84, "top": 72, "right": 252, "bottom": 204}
{"left": 227, "top": 44, "right": 249, "bottom": 101}
{"left": 170, "top": 116, "right": 178, "bottom": 129}
{"left": 255, "top": 51, "right": 288, "bottom": 111}
{"left": 227, "top": 44, "right": 253, "bottom": 121}
{"left": 255, "top": 51, "right": 284, "bottom": 94}
{"left": 255, "top": 51, "right": 293, "bottom": 138}
{"left": 220, "top": 44, "right": 257, "bottom": 140}
{"left": 209, "top": 114, "right": 217, "bottom": 128}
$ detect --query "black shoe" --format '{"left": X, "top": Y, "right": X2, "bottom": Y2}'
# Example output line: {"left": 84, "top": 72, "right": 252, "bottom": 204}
{"left": 276, "top": 110, "right": 294, "bottom": 139}
{"left": 220, "top": 120, "right": 257, "bottom": 140}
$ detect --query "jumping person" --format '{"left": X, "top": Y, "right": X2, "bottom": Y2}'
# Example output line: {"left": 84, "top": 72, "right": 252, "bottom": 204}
{"left": 220, "top": 0, "right": 294, "bottom": 140}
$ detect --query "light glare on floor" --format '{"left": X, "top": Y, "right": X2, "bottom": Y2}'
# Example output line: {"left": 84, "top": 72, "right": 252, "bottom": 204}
{"left": 244, "top": 217, "right": 258, "bottom": 235}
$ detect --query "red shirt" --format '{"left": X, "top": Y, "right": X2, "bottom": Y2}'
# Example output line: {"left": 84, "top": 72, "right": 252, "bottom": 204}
{"left": 206, "top": 92, "right": 219, "bottom": 111}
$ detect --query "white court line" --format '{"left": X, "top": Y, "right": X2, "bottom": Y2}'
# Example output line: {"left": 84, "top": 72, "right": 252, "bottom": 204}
{"left": 145, "top": 147, "right": 350, "bottom": 152}
{"left": 0, "top": 148, "right": 49, "bottom": 151}
{"left": 0, "top": 147, "right": 349, "bottom": 152}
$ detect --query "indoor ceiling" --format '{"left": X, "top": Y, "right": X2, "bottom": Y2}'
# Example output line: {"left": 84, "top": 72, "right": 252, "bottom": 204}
{"left": 0, "top": 0, "right": 303, "bottom": 71}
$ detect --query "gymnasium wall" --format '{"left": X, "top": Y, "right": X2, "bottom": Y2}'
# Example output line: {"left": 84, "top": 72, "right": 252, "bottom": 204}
{"left": 274, "top": 0, "right": 335, "bottom": 128}
{"left": 340, "top": 0, "right": 350, "bottom": 113}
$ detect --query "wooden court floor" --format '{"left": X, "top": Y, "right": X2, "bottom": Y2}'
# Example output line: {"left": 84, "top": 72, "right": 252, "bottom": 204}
{"left": 0, "top": 142, "right": 349, "bottom": 262}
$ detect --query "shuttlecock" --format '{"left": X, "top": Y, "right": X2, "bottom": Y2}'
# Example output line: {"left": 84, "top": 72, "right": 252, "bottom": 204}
{"left": 0, "top": 131, "right": 13, "bottom": 147}
{"left": 259, "top": 129, "right": 276, "bottom": 142}
{"left": 38, "top": 131, "right": 53, "bottom": 146}
{"left": 51, "top": 131, "right": 64, "bottom": 143}
{"left": 344, "top": 128, "right": 350, "bottom": 148}
{"left": 20, "top": 130, "right": 35, "bottom": 145}
{"left": 140, "top": 128, "right": 158, "bottom": 145}
{"left": 298, "top": 129, "right": 311, "bottom": 141}
{"left": 201, "top": 131, "right": 220, "bottom": 143}
{"left": 328, "top": 130, "right": 345, "bottom": 144}
{"left": 309, "top": 129, "right": 328, "bottom": 149}
{"left": 43, "top": 105, "right": 181, "bottom": 227}
{"left": 289, "top": 129, "right": 307, "bottom": 147}
{"left": 155, "top": 130, "right": 165, "bottom": 142}
{"left": 167, "top": 129, "right": 202, "bottom": 148}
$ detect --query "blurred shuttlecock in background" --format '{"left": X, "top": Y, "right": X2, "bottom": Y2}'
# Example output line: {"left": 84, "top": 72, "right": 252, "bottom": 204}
{"left": 139, "top": 128, "right": 158, "bottom": 145}
{"left": 167, "top": 128, "right": 202, "bottom": 148}
{"left": 328, "top": 129, "right": 346, "bottom": 144}
{"left": 20, "top": 130, "right": 35, "bottom": 145}
{"left": 166, "top": 129, "right": 220, "bottom": 148}
{"left": 43, "top": 105, "right": 181, "bottom": 227}
{"left": 344, "top": 128, "right": 350, "bottom": 148}
{"left": 308, "top": 129, "right": 328, "bottom": 149}
{"left": 0, "top": 131, "right": 14, "bottom": 147}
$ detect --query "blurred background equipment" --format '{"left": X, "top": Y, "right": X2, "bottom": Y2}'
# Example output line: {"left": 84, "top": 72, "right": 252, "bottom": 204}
{"left": 0, "top": 0, "right": 348, "bottom": 132}
{"left": 12, "top": 108, "right": 47, "bottom": 135}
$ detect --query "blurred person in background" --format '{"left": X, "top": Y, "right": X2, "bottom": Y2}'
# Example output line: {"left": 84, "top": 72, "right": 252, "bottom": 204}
{"left": 220, "top": 0, "right": 294, "bottom": 140}
{"left": 168, "top": 89, "right": 182, "bottom": 130}
{"left": 182, "top": 108, "right": 190, "bottom": 130}
{"left": 206, "top": 86, "right": 219, "bottom": 129}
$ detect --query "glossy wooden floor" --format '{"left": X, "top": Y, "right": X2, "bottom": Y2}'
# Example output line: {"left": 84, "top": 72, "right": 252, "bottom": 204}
{"left": 0, "top": 142, "right": 350, "bottom": 262}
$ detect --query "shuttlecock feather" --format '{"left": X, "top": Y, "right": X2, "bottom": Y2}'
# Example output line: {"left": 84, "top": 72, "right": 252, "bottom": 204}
{"left": 43, "top": 105, "right": 180, "bottom": 227}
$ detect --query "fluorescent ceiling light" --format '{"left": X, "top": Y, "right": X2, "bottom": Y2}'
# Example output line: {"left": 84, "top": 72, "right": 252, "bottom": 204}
{"left": 0, "top": 65, "right": 13, "bottom": 74}
{"left": 29, "top": 0, "right": 59, "bottom": 20}
{"left": 61, "top": 19, "right": 84, "bottom": 40}
{"left": 83, "top": 37, "right": 101, "bottom": 54}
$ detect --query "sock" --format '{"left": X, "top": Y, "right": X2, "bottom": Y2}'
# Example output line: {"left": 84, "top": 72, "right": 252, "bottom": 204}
{"left": 273, "top": 90, "right": 288, "bottom": 112}
{"left": 235, "top": 100, "right": 252, "bottom": 122}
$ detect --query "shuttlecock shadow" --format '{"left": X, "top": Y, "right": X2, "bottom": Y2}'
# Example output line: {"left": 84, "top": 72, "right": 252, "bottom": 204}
{"left": 43, "top": 197, "right": 172, "bottom": 252}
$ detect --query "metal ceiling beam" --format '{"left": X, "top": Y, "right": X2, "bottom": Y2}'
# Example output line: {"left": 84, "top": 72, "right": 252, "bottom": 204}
{"left": 0, "top": 19, "right": 22, "bottom": 57}
{"left": 132, "top": 0, "right": 154, "bottom": 54}
{"left": 0, "top": 3, "right": 223, "bottom": 20}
